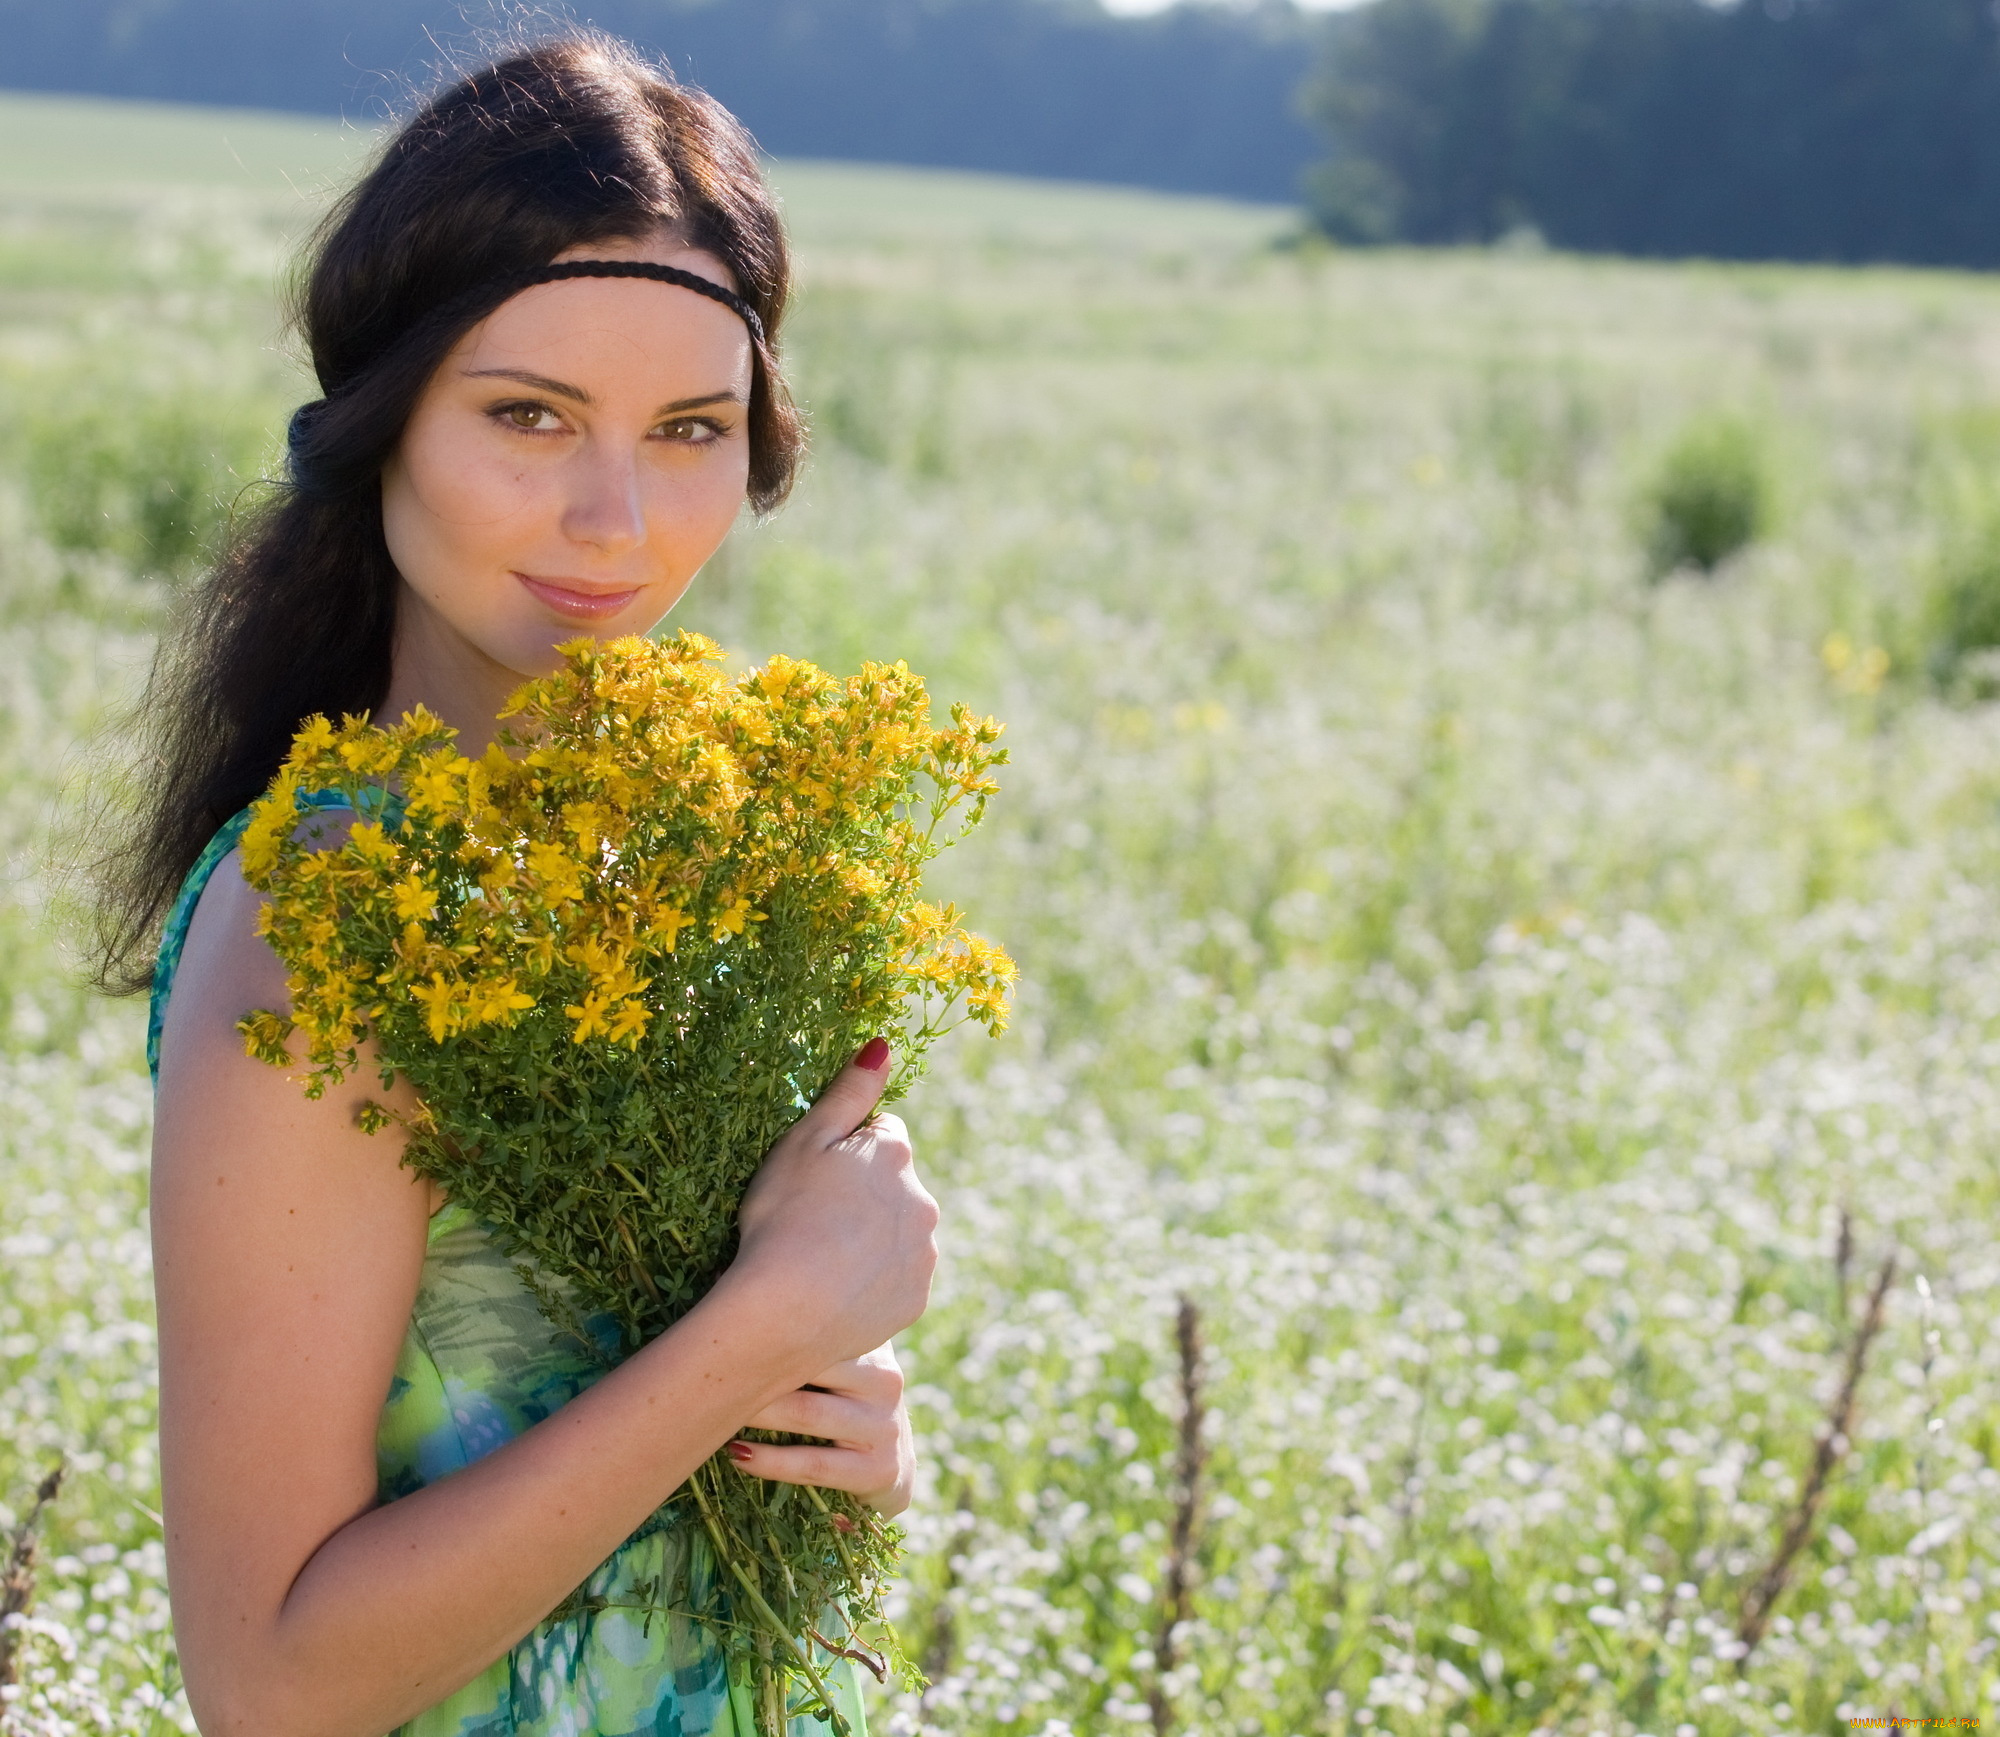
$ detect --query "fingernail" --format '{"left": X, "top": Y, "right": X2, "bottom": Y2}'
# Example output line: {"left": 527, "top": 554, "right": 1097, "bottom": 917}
{"left": 856, "top": 1036, "right": 890, "bottom": 1072}
{"left": 726, "top": 1440, "right": 754, "bottom": 1463}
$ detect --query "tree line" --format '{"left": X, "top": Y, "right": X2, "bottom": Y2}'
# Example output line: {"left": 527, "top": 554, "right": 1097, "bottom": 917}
{"left": 1304, "top": 0, "right": 2000, "bottom": 267}
{"left": 0, "top": 0, "right": 1322, "bottom": 204}
{"left": 8, "top": 0, "right": 2000, "bottom": 267}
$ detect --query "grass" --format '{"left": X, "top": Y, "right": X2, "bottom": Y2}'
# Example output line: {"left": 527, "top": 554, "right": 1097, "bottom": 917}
{"left": 0, "top": 92, "right": 369, "bottom": 194}
{"left": 3, "top": 92, "right": 2000, "bottom": 1736}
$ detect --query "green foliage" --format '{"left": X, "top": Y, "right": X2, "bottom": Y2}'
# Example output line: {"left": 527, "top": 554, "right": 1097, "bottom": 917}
{"left": 1304, "top": 0, "right": 2000, "bottom": 267}
{"left": 1922, "top": 506, "right": 2000, "bottom": 697}
{"left": 1911, "top": 408, "right": 2000, "bottom": 699}
{"left": 1639, "top": 413, "right": 1771, "bottom": 577}
{"left": 1300, "top": 156, "right": 1401, "bottom": 247}
{"left": 1300, "top": 0, "right": 1483, "bottom": 244}
{"left": 11, "top": 391, "right": 272, "bottom": 578}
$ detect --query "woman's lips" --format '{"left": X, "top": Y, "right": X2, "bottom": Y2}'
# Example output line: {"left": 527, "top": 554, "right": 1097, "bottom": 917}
{"left": 514, "top": 572, "right": 642, "bottom": 621}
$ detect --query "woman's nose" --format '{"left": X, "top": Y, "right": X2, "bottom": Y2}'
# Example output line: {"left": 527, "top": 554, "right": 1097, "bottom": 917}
{"left": 560, "top": 444, "right": 647, "bottom": 554}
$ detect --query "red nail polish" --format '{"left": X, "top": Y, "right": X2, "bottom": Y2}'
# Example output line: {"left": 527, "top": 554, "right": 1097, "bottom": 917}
{"left": 856, "top": 1036, "right": 890, "bottom": 1072}
{"left": 726, "top": 1441, "right": 754, "bottom": 1463}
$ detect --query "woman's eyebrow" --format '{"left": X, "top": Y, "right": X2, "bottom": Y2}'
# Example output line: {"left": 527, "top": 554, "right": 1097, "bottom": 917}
{"left": 464, "top": 367, "right": 590, "bottom": 404}
{"left": 461, "top": 372, "right": 743, "bottom": 417}
{"left": 657, "top": 391, "right": 744, "bottom": 414}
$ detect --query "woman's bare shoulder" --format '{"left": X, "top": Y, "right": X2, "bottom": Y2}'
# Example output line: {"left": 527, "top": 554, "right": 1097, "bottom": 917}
{"left": 164, "top": 843, "right": 290, "bottom": 1031}
{"left": 151, "top": 841, "right": 435, "bottom": 1225}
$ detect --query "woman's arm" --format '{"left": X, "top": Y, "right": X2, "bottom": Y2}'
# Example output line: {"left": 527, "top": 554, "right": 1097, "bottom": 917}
{"left": 152, "top": 853, "right": 936, "bottom": 1737}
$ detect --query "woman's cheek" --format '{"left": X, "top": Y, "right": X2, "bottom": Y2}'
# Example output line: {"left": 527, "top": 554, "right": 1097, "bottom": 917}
{"left": 658, "top": 456, "right": 751, "bottom": 562}
{"left": 420, "top": 445, "right": 545, "bottom": 537}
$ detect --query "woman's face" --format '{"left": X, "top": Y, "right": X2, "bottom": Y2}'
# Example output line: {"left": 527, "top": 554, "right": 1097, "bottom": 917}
{"left": 381, "top": 231, "right": 754, "bottom": 686}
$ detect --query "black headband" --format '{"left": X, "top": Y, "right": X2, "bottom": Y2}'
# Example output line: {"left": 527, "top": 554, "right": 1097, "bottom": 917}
{"left": 287, "top": 259, "right": 764, "bottom": 476}
{"left": 479, "top": 259, "right": 765, "bottom": 347}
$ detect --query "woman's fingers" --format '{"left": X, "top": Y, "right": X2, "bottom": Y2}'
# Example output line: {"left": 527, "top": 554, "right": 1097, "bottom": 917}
{"left": 726, "top": 1435, "right": 900, "bottom": 1498}
{"left": 740, "top": 1350, "right": 902, "bottom": 1438}
{"left": 726, "top": 1346, "right": 912, "bottom": 1505}
{"left": 743, "top": 1385, "right": 865, "bottom": 1440}
{"left": 794, "top": 1036, "right": 893, "bottom": 1146}
{"left": 731, "top": 1061, "right": 937, "bottom": 1371}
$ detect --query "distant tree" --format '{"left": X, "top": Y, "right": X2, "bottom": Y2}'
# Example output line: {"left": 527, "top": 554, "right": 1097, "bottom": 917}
{"left": 0, "top": 0, "right": 1327, "bottom": 203}
{"left": 1304, "top": 0, "right": 2000, "bottom": 267}
{"left": 1301, "top": 0, "right": 1483, "bottom": 243}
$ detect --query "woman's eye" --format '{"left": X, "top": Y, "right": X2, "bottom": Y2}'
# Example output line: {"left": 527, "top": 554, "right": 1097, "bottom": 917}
{"left": 499, "top": 403, "right": 559, "bottom": 431}
{"left": 657, "top": 417, "right": 723, "bottom": 445}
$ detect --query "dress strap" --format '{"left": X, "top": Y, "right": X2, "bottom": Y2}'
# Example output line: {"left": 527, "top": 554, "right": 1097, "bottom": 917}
{"left": 146, "top": 788, "right": 385, "bottom": 1088}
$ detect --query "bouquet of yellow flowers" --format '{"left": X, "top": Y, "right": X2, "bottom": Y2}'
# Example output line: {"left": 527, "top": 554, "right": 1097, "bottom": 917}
{"left": 234, "top": 632, "right": 1011, "bottom": 1732}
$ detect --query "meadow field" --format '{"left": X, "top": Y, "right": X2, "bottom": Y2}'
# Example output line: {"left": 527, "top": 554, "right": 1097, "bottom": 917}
{"left": 3, "top": 90, "right": 2000, "bottom": 1737}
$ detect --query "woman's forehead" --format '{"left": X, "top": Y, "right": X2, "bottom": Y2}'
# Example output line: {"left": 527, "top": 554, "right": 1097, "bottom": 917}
{"left": 455, "top": 269, "right": 752, "bottom": 390}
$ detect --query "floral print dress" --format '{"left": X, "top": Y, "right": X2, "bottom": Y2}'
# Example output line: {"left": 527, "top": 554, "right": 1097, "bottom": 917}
{"left": 150, "top": 798, "right": 869, "bottom": 1737}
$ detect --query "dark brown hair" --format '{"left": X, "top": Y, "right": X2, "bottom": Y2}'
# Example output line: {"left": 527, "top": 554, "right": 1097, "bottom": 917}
{"left": 89, "top": 34, "right": 802, "bottom": 996}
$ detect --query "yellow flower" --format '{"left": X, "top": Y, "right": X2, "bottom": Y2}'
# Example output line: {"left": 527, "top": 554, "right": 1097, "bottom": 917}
{"left": 710, "top": 895, "right": 764, "bottom": 943}
{"left": 724, "top": 705, "right": 775, "bottom": 749}
{"left": 755, "top": 656, "right": 802, "bottom": 701}
{"left": 346, "top": 822, "right": 400, "bottom": 871}
{"left": 563, "top": 802, "right": 607, "bottom": 858}
{"left": 606, "top": 999, "right": 653, "bottom": 1047}
{"left": 287, "top": 715, "right": 337, "bottom": 767}
{"left": 407, "top": 755, "right": 466, "bottom": 822}
{"left": 600, "top": 964, "right": 651, "bottom": 1002}
{"left": 566, "top": 934, "right": 624, "bottom": 976}
{"left": 648, "top": 905, "right": 695, "bottom": 953}
{"left": 900, "top": 902, "right": 953, "bottom": 945}
{"left": 338, "top": 732, "right": 402, "bottom": 777}
{"left": 963, "top": 932, "right": 1016, "bottom": 982}
{"left": 465, "top": 976, "right": 535, "bottom": 1028}
{"left": 395, "top": 703, "right": 449, "bottom": 740}
{"left": 470, "top": 803, "right": 513, "bottom": 847}
{"left": 391, "top": 876, "right": 436, "bottom": 924}
{"left": 565, "top": 990, "right": 612, "bottom": 1042}
{"left": 408, "top": 974, "right": 464, "bottom": 1043}
{"left": 236, "top": 1009, "right": 295, "bottom": 1066}
{"left": 301, "top": 914, "right": 339, "bottom": 968}
{"left": 238, "top": 776, "right": 301, "bottom": 883}
{"left": 527, "top": 840, "right": 586, "bottom": 904}
{"left": 523, "top": 929, "right": 559, "bottom": 977}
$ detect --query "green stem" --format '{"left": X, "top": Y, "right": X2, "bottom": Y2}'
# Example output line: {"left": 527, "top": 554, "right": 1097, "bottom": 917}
{"left": 687, "top": 1462, "right": 850, "bottom": 1737}
{"left": 611, "top": 1163, "right": 692, "bottom": 1254}
{"left": 802, "top": 1485, "right": 868, "bottom": 1591}
{"left": 612, "top": 1212, "right": 663, "bottom": 1304}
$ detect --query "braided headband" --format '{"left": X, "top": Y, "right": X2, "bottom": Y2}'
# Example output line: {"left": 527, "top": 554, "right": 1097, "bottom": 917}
{"left": 287, "top": 259, "right": 763, "bottom": 470}
{"left": 487, "top": 260, "right": 765, "bottom": 347}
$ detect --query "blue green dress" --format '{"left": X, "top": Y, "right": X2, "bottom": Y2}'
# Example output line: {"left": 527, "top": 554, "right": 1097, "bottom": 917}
{"left": 149, "top": 796, "right": 869, "bottom": 1737}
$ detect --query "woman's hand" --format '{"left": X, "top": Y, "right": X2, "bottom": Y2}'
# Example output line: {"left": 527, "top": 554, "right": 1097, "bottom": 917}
{"left": 725, "top": 1344, "right": 916, "bottom": 1516}
{"left": 722, "top": 1039, "right": 940, "bottom": 1378}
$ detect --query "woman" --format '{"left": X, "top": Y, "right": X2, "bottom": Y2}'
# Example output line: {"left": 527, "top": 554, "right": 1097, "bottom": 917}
{"left": 104, "top": 35, "right": 938, "bottom": 1737}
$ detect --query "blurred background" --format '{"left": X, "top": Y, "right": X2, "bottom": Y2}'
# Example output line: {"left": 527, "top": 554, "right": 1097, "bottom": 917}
{"left": 4, "top": 3, "right": 2000, "bottom": 1735}
{"left": 8, "top": 0, "right": 2000, "bottom": 263}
